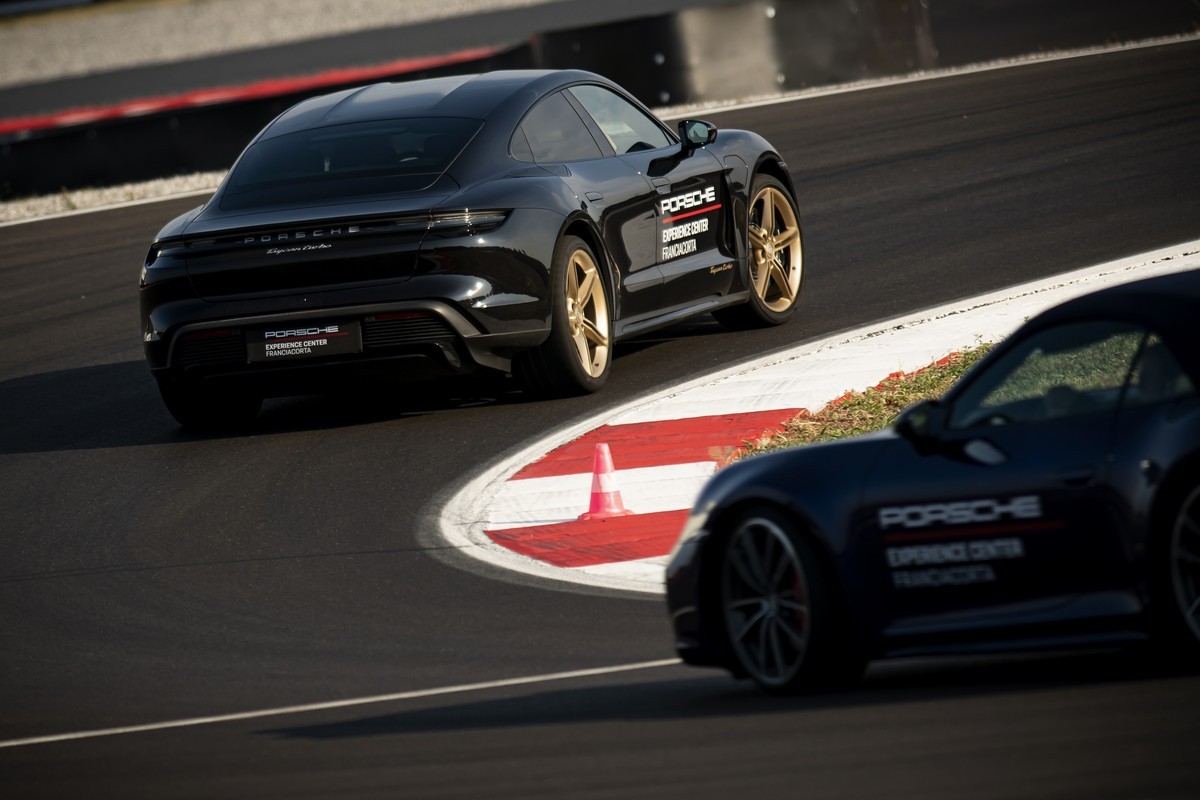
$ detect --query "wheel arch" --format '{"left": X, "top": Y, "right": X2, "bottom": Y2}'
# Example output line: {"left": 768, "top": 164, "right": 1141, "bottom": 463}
{"left": 1147, "top": 451, "right": 1200, "bottom": 570}
{"left": 696, "top": 495, "right": 854, "bottom": 675}
{"left": 752, "top": 154, "right": 798, "bottom": 205}
{"left": 1143, "top": 448, "right": 1200, "bottom": 654}
{"left": 559, "top": 214, "right": 618, "bottom": 319}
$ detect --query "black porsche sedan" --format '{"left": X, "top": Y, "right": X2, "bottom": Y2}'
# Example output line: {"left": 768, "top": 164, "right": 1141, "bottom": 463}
{"left": 139, "top": 70, "right": 803, "bottom": 429}
{"left": 666, "top": 268, "right": 1200, "bottom": 693}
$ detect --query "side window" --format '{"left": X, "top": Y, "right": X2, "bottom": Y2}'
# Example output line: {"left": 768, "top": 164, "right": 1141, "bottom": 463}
{"left": 1124, "top": 334, "right": 1196, "bottom": 407}
{"left": 568, "top": 85, "right": 673, "bottom": 154}
{"left": 516, "top": 92, "right": 603, "bottom": 163}
{"left": 510, "top": 126, "right": 534, "bottom": 162}
{"left": 948, "top": 321, "right": 1144, "bottom": 429}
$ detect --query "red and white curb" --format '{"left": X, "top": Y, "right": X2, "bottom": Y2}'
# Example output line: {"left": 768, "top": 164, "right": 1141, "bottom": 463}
{"left": 439, "top": 241, "right": 1200, "bottom": 595}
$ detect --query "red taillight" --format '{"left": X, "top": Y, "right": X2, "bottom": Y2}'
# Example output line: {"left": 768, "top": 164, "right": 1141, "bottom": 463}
{"left": 181, "top": 328, "right": 237, "bottom": 342}
{"left": 369, "top": 311, "right": 431, "bottom": 322}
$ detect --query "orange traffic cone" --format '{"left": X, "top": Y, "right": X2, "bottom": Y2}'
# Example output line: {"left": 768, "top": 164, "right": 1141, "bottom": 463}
{"left": 578, "top": 442, "right": 635, "bottom": 520}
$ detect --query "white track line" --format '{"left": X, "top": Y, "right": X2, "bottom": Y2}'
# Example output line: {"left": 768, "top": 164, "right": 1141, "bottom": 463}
{"left": 0, "top": 658, "right": 680, "bottom": 750}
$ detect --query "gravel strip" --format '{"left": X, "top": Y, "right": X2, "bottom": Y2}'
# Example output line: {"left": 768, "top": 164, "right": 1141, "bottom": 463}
{"left": 0, "top": 0, "right": 563, "bottom": 89}
{"left": 0, "top": 171, "right": 222, "bottom": 224}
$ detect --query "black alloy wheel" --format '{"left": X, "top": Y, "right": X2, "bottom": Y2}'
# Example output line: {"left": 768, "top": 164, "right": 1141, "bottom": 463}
{"left": 719, "top": 505, "right": 861, "bottom": 693}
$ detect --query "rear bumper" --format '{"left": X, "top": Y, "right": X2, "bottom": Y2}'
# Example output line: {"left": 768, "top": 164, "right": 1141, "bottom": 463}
{"left": 141, "top": 207, "right": 563, "bottom": 384}
{"left": 145, "top": 295, "right": 548, "bottom": 393}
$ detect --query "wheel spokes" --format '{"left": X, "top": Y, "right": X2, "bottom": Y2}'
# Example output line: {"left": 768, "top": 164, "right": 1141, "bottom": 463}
{"left": 580, "top": 318, "right": 606, "bottom": 347}
{"left": 563, "top": 248, "right": 609, "bottom": 378}
{"left": 768, "top": 262, "right": 794, "bottom": 302}
{"left": 730, "top": 536, "right": 767, "bottom": 594}
{"left": 575, "top": 266, "right": 597, "bottom": 306}
{"left": 722, "top": 515, "right": 811, "bottom": 687}
{"left": 734, "top": 606, "right": 769, "bottom": 645}
{"left": 748, "top": 227, "right": 770, "bottom": 251}
{"left": 774, "top": 226, "right": 801, "bottom": 252}
{"left": 747, "top": 186, "right": 802, "bottom": 313}
{"left": 758, "top": 192, "right": 776, "bottom": 235}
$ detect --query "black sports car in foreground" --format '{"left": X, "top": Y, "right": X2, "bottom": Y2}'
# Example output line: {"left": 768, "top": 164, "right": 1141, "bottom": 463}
{"left": 140, "top": 70, "right": 803, "bottom": 429}
{"left": 667, "top": 268, "right": 1200, "bottom": 693}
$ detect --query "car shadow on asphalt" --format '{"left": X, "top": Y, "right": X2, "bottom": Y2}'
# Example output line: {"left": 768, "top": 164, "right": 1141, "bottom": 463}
{"left": 0, "top": 360, "right": 537, "bottom": 454}
{"left": 261, "top": 649, "right": 1198, "bottom": 740}
{"left": 0, "top": 317, "right": 740, "bottom": 454}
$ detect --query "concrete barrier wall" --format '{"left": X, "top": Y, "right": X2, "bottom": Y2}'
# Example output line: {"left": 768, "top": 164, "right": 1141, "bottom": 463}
{"left": 531, "top": 0, "right": 935, "bottom": 105}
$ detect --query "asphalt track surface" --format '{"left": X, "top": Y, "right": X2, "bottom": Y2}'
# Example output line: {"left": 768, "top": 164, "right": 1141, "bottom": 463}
{"left": 2, "top": 40, "right": 1200, "bottom": 797}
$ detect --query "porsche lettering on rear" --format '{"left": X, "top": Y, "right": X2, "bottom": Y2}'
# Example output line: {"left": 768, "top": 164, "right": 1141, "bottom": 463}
{"left": 244, "top": 225, "right": 360, "bottom": 244}
{"left": 265, "top": 325, "right": 340, "bottom": 339}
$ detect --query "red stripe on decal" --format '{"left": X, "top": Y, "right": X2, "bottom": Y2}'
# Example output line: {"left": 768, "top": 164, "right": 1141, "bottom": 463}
{"left": 514, "top": 409, "right": 804, "bottom": 479}
{"left": 0, "top": 47, "right": 502, "bottom": 136}
{"left": 487, "top": 510, "right": 690, "bottom": 567}
{"left": 661, "top": 204, "right": 722, "bottom": 224}
{"left": 881, "top": 520, "right": 1067, "bottom": 543}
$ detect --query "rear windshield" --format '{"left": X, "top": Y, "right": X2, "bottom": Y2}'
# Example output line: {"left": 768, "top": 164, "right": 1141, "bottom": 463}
{"left": 220, "top": 117, "right": 482, "bottom": 211}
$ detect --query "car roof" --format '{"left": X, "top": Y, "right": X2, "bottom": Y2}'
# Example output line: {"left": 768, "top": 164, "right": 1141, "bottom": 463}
{"left": 1027, "top": 267, "right": 1200, "bottom": 375}
{"left": 257, "top": 70, "right": 608, "bottom": 140}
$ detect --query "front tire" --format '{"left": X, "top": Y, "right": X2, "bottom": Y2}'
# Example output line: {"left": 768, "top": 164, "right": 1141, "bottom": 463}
{"left": 517, "top": 235, "right": 612, "bottom": 396}
{"left": 1158, "top": 481, "right": 1200, "bottom": 662}
{"left": 713, "top": 173, "right": 804, "bottom": 330}
{"left": 718, "top": 506, "right": 861, "bottom": 694}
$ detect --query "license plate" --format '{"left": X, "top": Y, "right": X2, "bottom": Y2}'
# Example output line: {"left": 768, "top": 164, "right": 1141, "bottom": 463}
{"left": 246, "top": 320, "right": 362, "bottom": 363}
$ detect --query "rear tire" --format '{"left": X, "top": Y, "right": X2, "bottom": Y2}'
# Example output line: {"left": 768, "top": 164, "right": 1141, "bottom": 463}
{"left": 156, "top": 374, "right": 262, "bottom": 432}
{"left": 516, "top": 235, "right": 612, "bottom": 396}
{"left": 714, "top": 173, "right": 804, "bottom": 331}
{"left": 717, "top": 505, "right": 862, "bottom": 694}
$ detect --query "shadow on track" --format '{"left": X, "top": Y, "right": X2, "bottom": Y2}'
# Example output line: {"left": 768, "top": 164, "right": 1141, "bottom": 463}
{"left": 0, "top": 361, "right": 521, "bottom": 455}
{"left": 262, "top": 648, "right": 1199, "bottom": 740}
{"left": 0, "top": 320, "right": 732, "bottom": 455}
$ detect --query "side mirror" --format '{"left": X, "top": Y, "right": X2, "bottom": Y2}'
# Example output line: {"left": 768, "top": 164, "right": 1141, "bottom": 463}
{"left": 894, "top": 399, "right": 946, "bottom": 444}
{"left": 678, "top": 119, "right": 717, "bottom": 152}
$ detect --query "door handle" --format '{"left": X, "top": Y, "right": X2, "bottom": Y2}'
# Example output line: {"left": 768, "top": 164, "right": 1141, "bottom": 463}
{"left": 651, "top": 177, "right": 671, "bottom": 193}
{"left": 1055, "top": 466, "right": 1095, "bottom": 485}
{"left": 585, "top": 191, "right": 604, "bottom": 202}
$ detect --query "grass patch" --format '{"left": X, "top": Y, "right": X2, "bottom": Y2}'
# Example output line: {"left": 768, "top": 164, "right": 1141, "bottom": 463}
{"left": 736, "top": 343, "right": 994, "bottom": 459}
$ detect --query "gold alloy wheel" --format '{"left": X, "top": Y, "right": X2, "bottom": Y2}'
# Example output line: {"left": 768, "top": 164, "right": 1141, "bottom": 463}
{"left": 747, "top": 186, "right": 802, "bottom": 313}
{"left": 564, "top": 247, "right": 610, "bottom": 378}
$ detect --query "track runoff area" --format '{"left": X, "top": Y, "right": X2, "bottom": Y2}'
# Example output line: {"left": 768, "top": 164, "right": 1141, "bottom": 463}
{"left": 441, "top": 241, "right": 1200, "bottom": 594}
